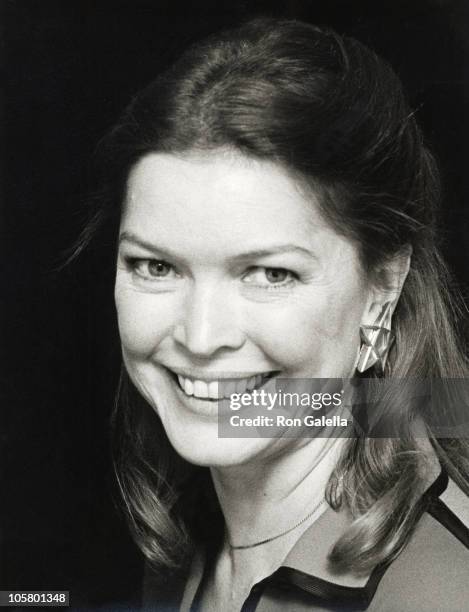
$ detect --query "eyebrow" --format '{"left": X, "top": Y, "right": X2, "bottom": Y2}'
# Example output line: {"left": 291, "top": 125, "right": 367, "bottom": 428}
{"left": 118, "top": 231, "right": 317, "bottom": 261}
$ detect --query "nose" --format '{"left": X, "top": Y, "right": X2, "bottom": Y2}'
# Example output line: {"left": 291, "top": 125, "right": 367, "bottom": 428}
{"left": 172, "top": 282, "right": 246, "bottom": 358}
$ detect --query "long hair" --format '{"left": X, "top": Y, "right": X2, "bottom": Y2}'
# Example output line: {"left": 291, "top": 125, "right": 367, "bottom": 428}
{"left": 80, "top": 18, "right": 469, "bottom": 576}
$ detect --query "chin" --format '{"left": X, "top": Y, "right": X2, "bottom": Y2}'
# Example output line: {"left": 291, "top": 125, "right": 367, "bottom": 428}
{"left": 161, "top": 418, "right": 277, "bottom": 468}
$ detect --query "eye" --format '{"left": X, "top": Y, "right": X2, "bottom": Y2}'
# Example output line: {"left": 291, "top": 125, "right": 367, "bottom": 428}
{"left": 265, "top": 268, "right": 289, "bottom": 283}
{"left": 243, "top": 266, "right": 297, "bottom": 288}
{"left": 126, "top": 257, "right": 177, "bottom": 280}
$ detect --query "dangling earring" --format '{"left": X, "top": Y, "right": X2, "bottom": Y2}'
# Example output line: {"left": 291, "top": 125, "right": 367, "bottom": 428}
{"left": 356, "top": 301, "right": 395, "bottom": 374}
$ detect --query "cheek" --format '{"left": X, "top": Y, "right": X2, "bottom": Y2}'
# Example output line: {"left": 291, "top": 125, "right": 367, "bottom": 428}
{"left": 114, "top": 283, "right": 174, "bottom": 356}
{"left": 246, "top": 286, "right": 365, "bottom": 371}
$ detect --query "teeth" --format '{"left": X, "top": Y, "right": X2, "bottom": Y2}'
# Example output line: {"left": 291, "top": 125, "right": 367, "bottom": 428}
{"left": 178, "top": 375, "right": 194, "bottom": 396}
{"left": 247, "top": 376, "right": 256, "bottom": 391}
{"left": 194, "top": 380, "right": 209, "bottom": 398}
{"left": 208, "top": 381, "right": 219, "bottom": 399}
{"left": 224, "top": 380, "right": 237, "bottom": 397}
{"left": 175, "top": 373, "right": 272, "bottom": 399}
{"left": 235, "top": 379, "right": 247, "bottom": 393}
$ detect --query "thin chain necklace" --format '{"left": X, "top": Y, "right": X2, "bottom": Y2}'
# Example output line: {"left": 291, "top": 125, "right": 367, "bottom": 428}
{"left": 228, "top": 497, "right": 327, "bottom": 550}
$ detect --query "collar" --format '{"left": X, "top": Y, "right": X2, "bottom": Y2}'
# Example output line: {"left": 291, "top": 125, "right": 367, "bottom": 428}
{"left": 266, "top": 467, "right": 449, "bottom": 608}
{"left": 183, "top": 468, "right": 448, "bottom": 611}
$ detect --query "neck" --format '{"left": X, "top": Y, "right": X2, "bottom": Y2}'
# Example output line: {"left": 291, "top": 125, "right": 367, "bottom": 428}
{"left": 211, "top": 437, "right": 345, "bottom": 549}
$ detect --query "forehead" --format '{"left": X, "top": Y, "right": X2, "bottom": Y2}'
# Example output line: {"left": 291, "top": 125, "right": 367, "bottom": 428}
{"left": 121, "top": 151, "right": 355, "bottom": 263}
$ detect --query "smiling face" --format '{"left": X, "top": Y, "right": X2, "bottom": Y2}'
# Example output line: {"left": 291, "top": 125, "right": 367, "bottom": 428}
{"left": 114, "top": 151, "right": 374, "bottom": 466}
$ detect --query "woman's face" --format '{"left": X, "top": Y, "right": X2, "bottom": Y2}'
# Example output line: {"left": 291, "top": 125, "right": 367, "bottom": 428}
{"left": 115, "top": 152, "right": 374, "bottom": 466}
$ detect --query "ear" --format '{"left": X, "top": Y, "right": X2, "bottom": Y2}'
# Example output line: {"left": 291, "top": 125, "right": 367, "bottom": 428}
{"left": 361, "top": 247, "right": 412, "bottom": 327}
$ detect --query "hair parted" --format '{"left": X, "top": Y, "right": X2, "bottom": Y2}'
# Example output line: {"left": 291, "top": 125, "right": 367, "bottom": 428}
{"left": 79, "top": 17, "right": 468, "bottom": 577}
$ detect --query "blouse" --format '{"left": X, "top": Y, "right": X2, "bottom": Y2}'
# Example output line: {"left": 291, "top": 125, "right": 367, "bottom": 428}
{"left": 142, "top": 468, "right": 469, "bottom": 611}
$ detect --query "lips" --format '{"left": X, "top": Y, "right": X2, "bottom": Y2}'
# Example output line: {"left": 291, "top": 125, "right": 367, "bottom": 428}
{"left": 165, "top": 368, "right": 277, "bottom": 401}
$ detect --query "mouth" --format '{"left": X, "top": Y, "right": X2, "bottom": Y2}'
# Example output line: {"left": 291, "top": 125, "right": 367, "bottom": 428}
{"left": 165, "top": 368, "right": 279, "bottom": 402}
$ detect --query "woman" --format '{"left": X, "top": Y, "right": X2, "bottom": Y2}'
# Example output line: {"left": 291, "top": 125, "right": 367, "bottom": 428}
{"left": 83, "top": 18, "right": 469, "bottom": 611}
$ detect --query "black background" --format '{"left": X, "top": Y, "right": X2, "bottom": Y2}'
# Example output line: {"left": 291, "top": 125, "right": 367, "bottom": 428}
{"left": 2, "top": 0, "right": 468, "bottom": 609}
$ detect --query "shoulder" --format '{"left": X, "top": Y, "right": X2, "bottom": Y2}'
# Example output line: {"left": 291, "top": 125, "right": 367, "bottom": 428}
{"left": 370, "top": 479, "right": 469, "bottom": 612}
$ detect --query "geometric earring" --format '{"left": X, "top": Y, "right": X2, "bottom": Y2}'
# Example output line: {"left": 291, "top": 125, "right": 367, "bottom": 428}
{"left": 356, "top": 301, "right": 395, "bottom": 374}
